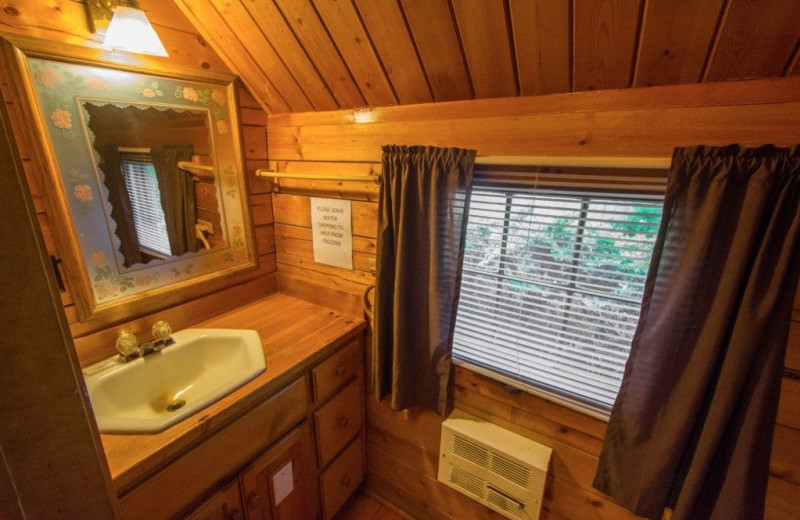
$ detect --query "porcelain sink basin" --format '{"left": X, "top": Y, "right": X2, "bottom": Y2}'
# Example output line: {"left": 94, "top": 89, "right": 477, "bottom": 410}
{"left": 84, "top": 329, "right": 266, "bottom": 434}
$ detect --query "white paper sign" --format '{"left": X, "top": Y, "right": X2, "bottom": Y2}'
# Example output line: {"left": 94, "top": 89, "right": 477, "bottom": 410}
{"left": 311, "top": 197, "right": 353, "bottom": 269}
{"left": 271, "top": 460, "right": 294, "bottom": 506}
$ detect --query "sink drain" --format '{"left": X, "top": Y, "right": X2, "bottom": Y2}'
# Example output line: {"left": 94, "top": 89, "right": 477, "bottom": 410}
{"left": 166, "top": 399, "right": 186, "bottom": 412}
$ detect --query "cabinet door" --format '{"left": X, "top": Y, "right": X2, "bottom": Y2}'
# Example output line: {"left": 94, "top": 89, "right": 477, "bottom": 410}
{"left": 182, "top": 480, "right": 244, "bottom": 520}
{"left": 239, "top": 422, "right": 319, "bottom": 520}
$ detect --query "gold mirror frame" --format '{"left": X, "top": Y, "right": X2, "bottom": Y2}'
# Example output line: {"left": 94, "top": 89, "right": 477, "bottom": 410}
{"left": 1, "top": 34, "right": 257, "bottom": 327}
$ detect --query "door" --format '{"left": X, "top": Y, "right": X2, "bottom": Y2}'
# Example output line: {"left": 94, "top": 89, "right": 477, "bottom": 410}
{"left": 182, "top": 481, "right": 243, "bottom": 520}
{"left": 239, "top": 422, "right": 319, "bottom": 520}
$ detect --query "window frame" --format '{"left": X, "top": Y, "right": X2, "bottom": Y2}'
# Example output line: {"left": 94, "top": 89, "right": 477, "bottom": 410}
{"left": 452, "top": 168, "right": 666, "bottom": 420}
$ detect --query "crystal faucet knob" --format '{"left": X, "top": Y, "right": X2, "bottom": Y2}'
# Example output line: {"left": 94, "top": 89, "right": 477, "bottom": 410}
{"left": 116, "top": 332, "right": 139, "bottom": 357}
{"left": 152, "top": 320, "right": 172, "bottom": 341}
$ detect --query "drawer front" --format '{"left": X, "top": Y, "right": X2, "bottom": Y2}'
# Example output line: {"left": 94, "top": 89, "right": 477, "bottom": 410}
{"left": 311, "top": 338, "right": 361, "bottom": 403}
{"left": 314, "top": 378, "right": 363, "bottom": 468}
{"left": 120, "top": 378, "right": 308, "bottom": 520}
{"left": 320, "top": 434, "right": 364, "bottom": 520}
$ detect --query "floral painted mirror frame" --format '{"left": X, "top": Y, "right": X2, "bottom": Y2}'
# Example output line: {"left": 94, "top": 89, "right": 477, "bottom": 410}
{"left": 3, "top": 36, "right": 257, "bottom": 325}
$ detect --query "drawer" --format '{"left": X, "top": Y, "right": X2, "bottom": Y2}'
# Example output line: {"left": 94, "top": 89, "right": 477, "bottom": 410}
{"left": 320, "top": 433, "right": 364, "bottom": 520}
{"left": 314, "top": 378, "right": 363, "bottom": 468}
{"left": 311, "top": 338, "right": 361, "bottom": 403}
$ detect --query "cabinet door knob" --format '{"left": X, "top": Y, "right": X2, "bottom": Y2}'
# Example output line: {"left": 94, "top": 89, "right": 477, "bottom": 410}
{"left": 341, "top": 475, "right": 351, "bottom": 487}
{"left": 246, "top": 491, "right": 261, "bottom": 510}
{"left": 335, "top": 416, "right": 349, "bottom": 429}
{"left": 335, "top": 363, "right": 347, "bottom": 378}
{"left": 229, "top": 509, "right": 244, "bottom": 520}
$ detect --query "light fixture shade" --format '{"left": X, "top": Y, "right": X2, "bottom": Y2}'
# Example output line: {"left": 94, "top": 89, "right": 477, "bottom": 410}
{"left": 103, "top": 6, "right": 168, "bottom": 57}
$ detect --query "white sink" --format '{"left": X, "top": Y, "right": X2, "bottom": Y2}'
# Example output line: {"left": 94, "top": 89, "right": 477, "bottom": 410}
{"left": 84, "top": 329, "right": 266, "bottom": 434}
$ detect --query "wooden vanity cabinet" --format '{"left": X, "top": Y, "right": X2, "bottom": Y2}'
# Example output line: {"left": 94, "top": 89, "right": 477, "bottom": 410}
{"left": 119, "top": 333, "right": 365, "bottom": 520}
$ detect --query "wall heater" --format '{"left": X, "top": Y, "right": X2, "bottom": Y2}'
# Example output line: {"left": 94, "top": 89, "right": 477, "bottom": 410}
{"left": 438, "top": 409, "right": 552, "bottom": 520}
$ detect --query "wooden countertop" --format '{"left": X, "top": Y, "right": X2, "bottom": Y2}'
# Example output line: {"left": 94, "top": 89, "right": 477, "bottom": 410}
{"left": 100, "top": 293, "right": 365, "bottom": 494}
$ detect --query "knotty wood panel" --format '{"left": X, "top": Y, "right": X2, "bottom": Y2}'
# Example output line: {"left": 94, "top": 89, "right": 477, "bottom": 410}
{"left": 312, "top": 0, "right": 397, "bottom": 107}
{"left": 206, "top": 0, "right": 313, "bottom": 112}
{"left": 573, "top": 0, "right": 643, "bottom": 91}
{"left": 704, "top": 0, "right": 800, "bottom": 82}
{"left": 451, "top": 0, "right": 518, "bottom": 98}
{"left": 238, "top": 0, "right": 338, "bottom": 112}
{"left": 272, "top": 0, "right": 366, "bottom": 109}
{"left": 353, "top": 0, "right": 433, "bottom": 105}
{"left": 634, "top": 0, "right": 724, "bottom": 86}
{"left": 399, "top": 0, "right": 473, "bottom": 101}
{"left": 508, "top": 0, "right": 571, "bottom": 95}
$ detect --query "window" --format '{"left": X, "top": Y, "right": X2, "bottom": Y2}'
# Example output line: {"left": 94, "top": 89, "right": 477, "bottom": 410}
{"left": 120, "top": 153, "right": 172, "bottom": 257}
{"left": 452, "top": 173, "right": 664, "bottom": 414}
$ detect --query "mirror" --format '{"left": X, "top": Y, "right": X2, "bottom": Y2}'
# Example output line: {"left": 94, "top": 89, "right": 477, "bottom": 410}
{"left": 14, "top": 48, "right": 256, "bottom": 323}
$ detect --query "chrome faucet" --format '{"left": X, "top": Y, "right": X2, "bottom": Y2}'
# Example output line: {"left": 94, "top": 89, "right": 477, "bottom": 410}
{"left": 115, "top": 320, "right": 175, "bottom": 362}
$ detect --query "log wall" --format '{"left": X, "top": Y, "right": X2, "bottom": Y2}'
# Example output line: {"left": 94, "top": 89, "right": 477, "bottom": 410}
{"left": 267, "top": 77, "right": 800, "bottom": 520}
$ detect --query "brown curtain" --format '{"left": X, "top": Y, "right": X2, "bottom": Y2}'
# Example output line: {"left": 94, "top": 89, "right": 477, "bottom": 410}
{"left": 151, "top": 144, "right": 197, "bottom": 256}
{"left": 373, "top": 145, "right": 476, "bottom": 414}
{"left": 102, "top": 144, "right": 142, "bottom": 267}
{"left": 594, "top": 144, "right": 800, "bottom": 520}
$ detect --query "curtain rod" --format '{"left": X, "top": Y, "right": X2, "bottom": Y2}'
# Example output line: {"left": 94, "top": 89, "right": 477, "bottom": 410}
{"left": 475, "top": 155, "right": 672, "bottom": 169}
{"left": 255, "top": 155, "right": 671, "bottom": 184}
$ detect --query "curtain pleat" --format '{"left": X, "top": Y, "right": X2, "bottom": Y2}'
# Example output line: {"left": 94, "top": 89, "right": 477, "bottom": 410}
{"left": 151, "top": 144, "right": 197, "bottom": 256}
{"left": 102, "top": 144, "right": 142, "bottom": 267}
{"left": 594, "top": 144, "right": 800, "bottom": 520}
{"left": 373, "top": 144, "right": 475, "bottom": 414}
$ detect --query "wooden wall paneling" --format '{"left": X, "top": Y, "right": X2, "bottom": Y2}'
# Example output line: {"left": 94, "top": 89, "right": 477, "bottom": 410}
{"left": 239, "top": 0, "right": 338, "bottom": 111}
{"left": 573, "top": 0, "right": 644, "bottom": 91}
{"left": 633, "top": 0, "right": 724, "bottom": 86}
{"left": 703, "top": 0, "right": 800, "bottom": 82}
{"left": 765, "top": 476, "right": 800, "bottom": 520}
{"left": 398, "top": 0, "right": 473, "bottom": 101}
{"left": 450, "top": 0, "right": 518, "bottom": 98}
{"left": 267, "top": 101, "right": 800, "bottom": 162}
{"left": 508, "top": 0, "right": 571, "bottom": 95}
{"left": 272, "top": 0, "right": 365, "bottom": 108}
{"left": 771, "top": 425, "right": 800, "bottom": 485}
{"left": 242, "top": 125, "right": 269, "bottom": 160}
{"left": 206, "top": 0, "right": 313, "bottom": 112}
{"left": 250, "top": 194, "right": 274, "bottom": 226}
{"left": 353, "top": 0, "right": 433, "bottom": 105}
{"left": 311, "top": 0, "right": 397, "bottom": 107}
{"left": 174, "top": 0, "right": 290, "bottom": 113}
{"left": 277, "top": 272, "right": 364, "bottom": 317}
{"left": 255, "top": 225, "right": 276, "bottom": 256}
{"left": 267, "top": 76, "right": 800, "bottom": 129}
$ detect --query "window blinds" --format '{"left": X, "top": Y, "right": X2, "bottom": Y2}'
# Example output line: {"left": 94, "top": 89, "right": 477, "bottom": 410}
{"left": 452, "top": 169, "right": 664, "bottom": 411}
{"left": 120, "top": 154, "right": 172, "bottom": 257}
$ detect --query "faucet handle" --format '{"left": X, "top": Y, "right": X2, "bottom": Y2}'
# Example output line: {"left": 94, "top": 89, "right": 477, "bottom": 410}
{"left": 116, "top": 332, "right": 139, "bottom": 357}
{"left": 152, "top": 320, "right": 172, "bottom": 342}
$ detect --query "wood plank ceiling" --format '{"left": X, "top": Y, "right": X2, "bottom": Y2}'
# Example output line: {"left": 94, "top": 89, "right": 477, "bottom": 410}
{"left": 173, "top": 0, "right": 800, "bottom": 115}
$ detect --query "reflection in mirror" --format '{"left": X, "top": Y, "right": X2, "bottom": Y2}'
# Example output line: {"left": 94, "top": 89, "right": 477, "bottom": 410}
{"left": 82, "top": 103, "right": 225, "bottom": 268}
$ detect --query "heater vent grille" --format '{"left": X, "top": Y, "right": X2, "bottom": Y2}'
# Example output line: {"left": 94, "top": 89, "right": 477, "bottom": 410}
{"left": 487, "top": 486, "right": 526, "bottom": 518}
{"left": 453, "top": 434, "right": 489, "bottom": 467}
{"left": 438, "top": 410, "right": 552, "bottom": 520}
{"left": 449, "top": 466, "right": 486, "bottom": 499}
{"left": 492, "top": 453, "right": 532, "bottom": 488}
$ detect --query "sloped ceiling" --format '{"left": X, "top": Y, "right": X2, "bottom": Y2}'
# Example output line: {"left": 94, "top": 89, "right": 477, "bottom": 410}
{"left": 173, "top": 0, "right": 800, "bottom": 115}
